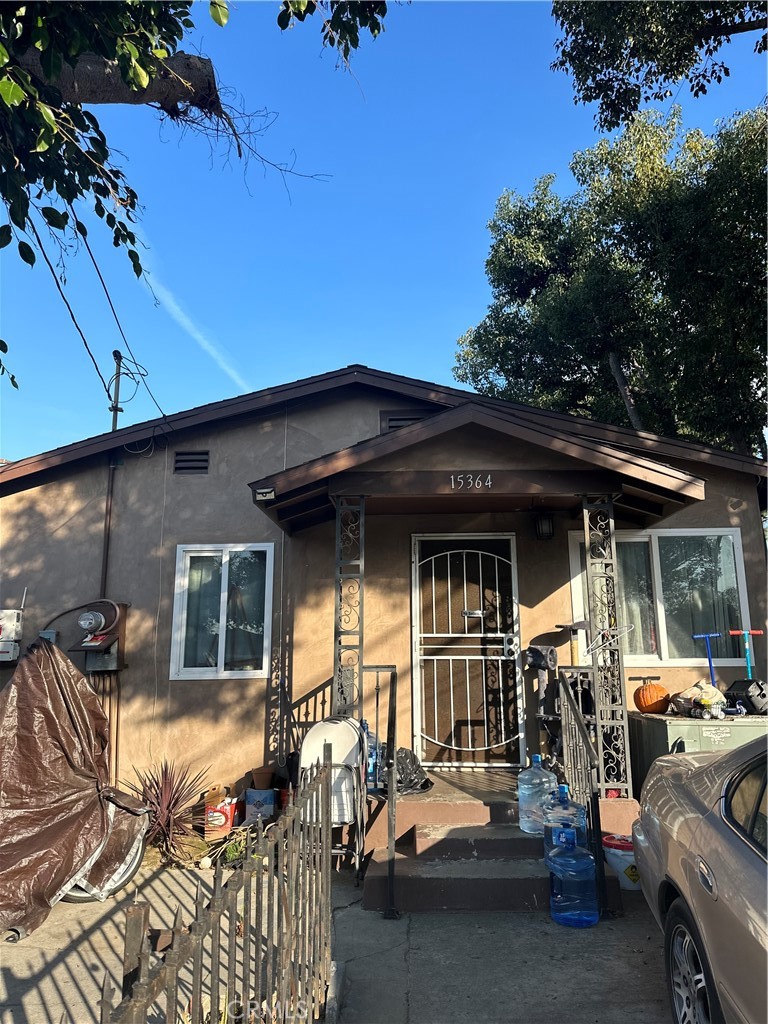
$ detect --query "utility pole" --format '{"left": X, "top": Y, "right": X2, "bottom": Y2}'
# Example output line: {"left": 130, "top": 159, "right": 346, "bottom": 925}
{"left": 109, "top": 350, "right": 124, "bottom": 431}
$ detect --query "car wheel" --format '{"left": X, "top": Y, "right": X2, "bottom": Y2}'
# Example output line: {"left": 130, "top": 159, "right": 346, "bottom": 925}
{"left": 61, "top": 837, "right": 146, "bottom": 904}
{"left": 664, "top": 898, "right": 725, "bottom": 1024}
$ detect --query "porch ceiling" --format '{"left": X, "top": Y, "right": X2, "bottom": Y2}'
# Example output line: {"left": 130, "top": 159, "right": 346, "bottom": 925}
{"left": 248, "top": 403, "right": 706, "bottom": 533}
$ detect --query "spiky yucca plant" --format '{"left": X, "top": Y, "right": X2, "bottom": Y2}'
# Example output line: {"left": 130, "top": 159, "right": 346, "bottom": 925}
{"left": 129, "top": 760, "right": 209, "bottom": 862}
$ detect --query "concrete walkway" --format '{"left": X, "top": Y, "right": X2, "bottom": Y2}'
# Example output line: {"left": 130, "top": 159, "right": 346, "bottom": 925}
{"left": 1, "top": 865, "right": 669, "bottom": 1024}
{"left": 1, "top": 865, "right": 214, "bottom": 1024}
{"left": 331, "top": 872, "right": 670, "bottom": 1024}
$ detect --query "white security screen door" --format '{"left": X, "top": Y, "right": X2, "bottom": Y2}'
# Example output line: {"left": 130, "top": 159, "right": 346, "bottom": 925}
{"left": 413, "top": 535, "right": 524, "bottom": 767}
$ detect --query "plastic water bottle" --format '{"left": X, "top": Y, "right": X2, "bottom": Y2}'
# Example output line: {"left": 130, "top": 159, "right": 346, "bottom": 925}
{"left": 517, "top": 754, "right": 557, "bottom": 834}
{"left": 543, "top": 784, "right": 588, "bottom": 867}
{"left": 549, "top": 827, "right": 599, "bottom": 928}
{"left": 360, "top": 720, "right": 379, "bottom": 791}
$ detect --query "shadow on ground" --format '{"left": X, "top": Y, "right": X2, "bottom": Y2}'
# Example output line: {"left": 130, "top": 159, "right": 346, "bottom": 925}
{"left": 331, "top": 871, "right": 669, "bottom": 1024}
{"left": 1, "top": 866, "right": 214, "bottom": 1024}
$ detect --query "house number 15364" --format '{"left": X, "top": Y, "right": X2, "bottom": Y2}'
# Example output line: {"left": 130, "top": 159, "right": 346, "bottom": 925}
{"left": 450, "top": 474, "right": 493, "bottom": 490}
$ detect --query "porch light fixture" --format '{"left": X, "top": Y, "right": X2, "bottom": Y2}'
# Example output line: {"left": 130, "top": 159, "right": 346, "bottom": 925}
{"left": 255, "top": 488, "right": 276, "bottom": 501}
{"left": 535, "top": 513, "right": 555, "bottom": 540}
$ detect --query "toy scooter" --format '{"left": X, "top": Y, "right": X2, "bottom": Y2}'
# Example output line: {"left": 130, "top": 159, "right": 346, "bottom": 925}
{"left": 684, "top": 632, "right": 727, "bottom": 719}
{"left": 725, "top": 628, "right": 767, "bottom": 714}
{"left": 728, "top": 628, "right": 764, "bottom": 681}
{"left": 692, "top": 631, "right": 721, "bottom": 687}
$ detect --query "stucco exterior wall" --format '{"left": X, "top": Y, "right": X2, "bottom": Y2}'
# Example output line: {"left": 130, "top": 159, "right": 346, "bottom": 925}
{"left": 0, "top": 388, "right": 433, "bottom": 786}
{"left": 1, "top": 386, "right": 765, "bottom": 789}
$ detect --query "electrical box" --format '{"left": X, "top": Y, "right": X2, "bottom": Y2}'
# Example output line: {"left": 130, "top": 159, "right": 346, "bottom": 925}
{"left": 0, "top": 608, "right": 23, "bottom": 661}
{"left": 0, "top": 608, "right": 24, "bottom": 642}
{"left": 0, "top": 641, "right": 20, "bottom": 662}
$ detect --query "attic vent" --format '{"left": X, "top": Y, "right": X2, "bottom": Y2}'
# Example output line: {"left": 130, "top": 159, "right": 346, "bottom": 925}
{"left": 174, "top": 451, "right": 209, "bottom": 475}
{"left": 381, "top": 410, "right": 428, "bottom": 432}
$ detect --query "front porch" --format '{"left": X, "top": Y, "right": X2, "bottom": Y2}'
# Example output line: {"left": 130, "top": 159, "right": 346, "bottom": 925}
{"left": 252, "top": 402, "right": 707, "bottom": 805}
{"left": 361, "top": 763, "right": 633, "bottom": 914}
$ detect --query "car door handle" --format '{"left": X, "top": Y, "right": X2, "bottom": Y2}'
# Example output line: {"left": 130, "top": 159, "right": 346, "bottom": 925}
{"left": 697, "top": 857, "right": 717, "bottom": 899}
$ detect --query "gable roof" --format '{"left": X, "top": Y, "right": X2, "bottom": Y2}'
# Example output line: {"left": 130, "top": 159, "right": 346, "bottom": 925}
{"left": 1, "top": 364, "right": 765, "bottom": 493}
{"left": 247, "top": 402, "right": 707, "bottom": 532}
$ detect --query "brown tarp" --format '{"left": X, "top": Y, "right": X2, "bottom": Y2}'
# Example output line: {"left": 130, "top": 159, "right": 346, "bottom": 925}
{"left": 0, "top": 639, "right": 147, "bottom": 938}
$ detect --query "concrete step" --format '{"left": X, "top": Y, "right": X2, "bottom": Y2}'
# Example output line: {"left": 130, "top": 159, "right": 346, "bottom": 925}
{"left": 413, "top": 822, "right": 543, "bottom": 860}
{"left": 362, "top": 849, "right": 551, "bottom": 912}
{"left": 364, "top": 794, "right": 517, "bottom": 852}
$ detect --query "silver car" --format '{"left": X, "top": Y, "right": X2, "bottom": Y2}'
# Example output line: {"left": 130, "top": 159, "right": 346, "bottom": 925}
{"left": 632, "top": 735, "right": 767, "bottom": 1024}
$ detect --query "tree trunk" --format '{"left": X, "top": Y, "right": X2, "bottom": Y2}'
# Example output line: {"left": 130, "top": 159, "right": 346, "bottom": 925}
{"left": 607, "top": 351, "right": 646, "bottom": 431}
{"left": 18, "top": 51, "right": 222, "bottom": 117}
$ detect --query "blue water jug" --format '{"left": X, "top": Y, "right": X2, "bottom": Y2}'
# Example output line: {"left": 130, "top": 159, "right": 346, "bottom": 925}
{"left": 549, "top": 827, "right": 599, "bottom": 928}
{"left": 543, "top": 784, "right": 588, "bottom": 867}
{"left": 517, "top": 754, "right": 557, "bottom": 834}
{"left": 360, "top": 720, "right": 380, "bottom": 791}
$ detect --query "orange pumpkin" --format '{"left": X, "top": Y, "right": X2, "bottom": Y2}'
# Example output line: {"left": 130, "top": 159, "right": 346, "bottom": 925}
{"left": 634, "top": 681, "right": 670, "bottom": 714}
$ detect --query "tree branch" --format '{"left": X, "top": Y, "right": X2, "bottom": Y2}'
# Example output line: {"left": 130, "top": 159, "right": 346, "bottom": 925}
{"left": 17, "top": 51, "right": 223, "bottom": 118}
{"left": 698, "top": 15, "right": 768, "bottom": 42}
{"left": 607, "top": 350, "right": 646, "bottom": 431}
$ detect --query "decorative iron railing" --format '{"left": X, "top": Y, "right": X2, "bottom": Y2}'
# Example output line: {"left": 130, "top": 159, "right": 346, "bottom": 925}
{"left": 558, "top": 671, "right": 607, "bottom": 914}
{"left": 97, "top": 751, "right": 333, "bottom": 1024}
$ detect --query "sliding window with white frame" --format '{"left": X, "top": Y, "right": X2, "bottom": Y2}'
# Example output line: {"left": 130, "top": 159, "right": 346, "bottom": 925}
{"left": 170, "top": 543, "right": 274, "bottom": 679}
{"left": 568, "top": 528, "right": 750, "bottom": 666}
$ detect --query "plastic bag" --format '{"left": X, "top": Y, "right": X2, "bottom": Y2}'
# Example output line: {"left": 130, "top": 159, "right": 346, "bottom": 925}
{"left": 380, "top": 745, "right": 434, "bottom": 795}
{"left": 671, "top": 681, "right": 727, "bottom": 720}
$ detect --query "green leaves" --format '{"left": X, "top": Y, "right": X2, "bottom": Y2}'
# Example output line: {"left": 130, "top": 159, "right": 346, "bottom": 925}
{"left": 129, "top": 61, "right": 150, "bottom": 90}
{"left": 0, "top": 78, "right": 25, "bottom": 107}
{"left": 277, "top": 1, "right": 388, "bottom": 56}
{"left": 209, "top": 1, "right": 229, "bottom": 27}
{"left": 17, "top": 240, "right": 35, "bottom": 266}
{"left": 457, "top": 107, "right": 768, "bottom": 455}
{"left": 553, "top": 2, "right": 768, "bottom": 130}
{"left": 39, "top": 42, "right": 62, "bottom": 81}
{"left": 128, "top": 249, "right": 142, "bottom": 278}
{"left": 0, "top": 2, "right": 206, "bottom": 313}
{"left": 0, "top": 344, "right": 19, "bottom": 390}
{"left": 41, "top": 206, "right": 68, "bottom": 230}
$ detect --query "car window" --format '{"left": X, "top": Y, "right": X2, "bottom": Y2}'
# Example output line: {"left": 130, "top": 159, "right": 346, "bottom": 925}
{"left": 753, "top": 783, "right": 767, "bottom": 853}
{"left": 726, "top": 760, "right": 767, "bottom": 852}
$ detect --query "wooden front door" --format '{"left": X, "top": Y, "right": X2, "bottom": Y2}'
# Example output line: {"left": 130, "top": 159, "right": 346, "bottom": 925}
{"left": 413, "top": 535, "right": 524, "bottom": 767}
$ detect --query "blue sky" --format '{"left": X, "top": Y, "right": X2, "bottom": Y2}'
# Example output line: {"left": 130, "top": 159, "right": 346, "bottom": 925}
{"left": 0, "top": 1, "right": 765, "bottom": 462}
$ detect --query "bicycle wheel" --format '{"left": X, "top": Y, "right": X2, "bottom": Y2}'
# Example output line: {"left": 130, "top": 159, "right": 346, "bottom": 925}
{"left": 61, "top": 836, "right": 146, "bottom": 904}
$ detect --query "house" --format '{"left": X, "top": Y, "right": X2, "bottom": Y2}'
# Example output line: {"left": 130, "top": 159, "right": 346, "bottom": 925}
{"left": 1, "top": 364, "right": 765, "bottom": 796}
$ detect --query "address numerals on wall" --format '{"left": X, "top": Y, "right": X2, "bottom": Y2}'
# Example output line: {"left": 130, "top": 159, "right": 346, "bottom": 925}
{"left": 449, "top": 473, "right": 494, "bottom": 490}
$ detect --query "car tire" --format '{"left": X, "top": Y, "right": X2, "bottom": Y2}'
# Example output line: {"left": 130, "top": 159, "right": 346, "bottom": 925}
{"left": 61, "top": 837, "right": 146, "bottom": 904}
{"left": 664, "top": 897, "right": 725, "bottom": 1024}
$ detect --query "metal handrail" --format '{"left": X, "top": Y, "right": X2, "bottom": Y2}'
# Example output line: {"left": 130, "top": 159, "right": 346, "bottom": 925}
{"left": 557, "top": 670, "right": 607, "bottom": 914}
{"left": 558, "top": 670, "right": 600, "bottom": 769}
{"left": 363, "top": 664, "right": 399, "bottom": 920}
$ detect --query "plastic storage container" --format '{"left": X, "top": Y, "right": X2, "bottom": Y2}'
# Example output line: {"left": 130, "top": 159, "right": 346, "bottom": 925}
{"left": 517, "top": 754, "right": 557, "bottom": 835}
{"left": 543, "top": 784, "right": 588, "bottom": 867}
{"left": 549, "top": 827, "right": 599, "bottom": 928}
{"left": 602, "top": 834, "right": 641, "bottom": 891}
